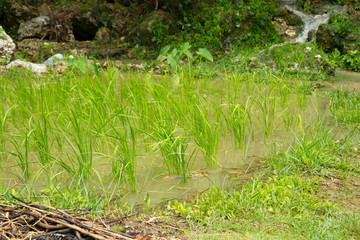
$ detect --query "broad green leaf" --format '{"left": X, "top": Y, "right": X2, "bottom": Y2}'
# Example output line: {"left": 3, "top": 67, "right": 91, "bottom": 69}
{"left": 183, "top": 50, "right": 193, "bottom": 60}
{"left": 167, "top": 54, "right": 177, "bottom": 69}
{"left": 196, "top": 48, "right": 214, "bottom": 62}
{"left": 90, "top": 62, "right": 100, "bottom": 77}
{"left": 179, "top": 42, "right": 192, "bottom": 56}
{"left": 156, "top": 45, "right": 171, "bottom": 61}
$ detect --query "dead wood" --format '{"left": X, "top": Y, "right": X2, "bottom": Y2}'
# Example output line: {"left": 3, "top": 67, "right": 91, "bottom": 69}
{"left": 0, "top": 195, "right": 136, "bottom": 240}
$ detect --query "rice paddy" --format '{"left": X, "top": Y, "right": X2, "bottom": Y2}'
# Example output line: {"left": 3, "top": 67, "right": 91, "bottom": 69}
{"left": 0, "top": 59, "right": 333, "bottom": 192}
{"left": 1, "top": 55, "right": 360, "bottom": 238}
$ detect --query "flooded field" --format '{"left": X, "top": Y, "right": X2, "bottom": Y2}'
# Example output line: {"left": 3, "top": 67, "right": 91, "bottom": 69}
{"left": 1, "top": 66, "right": 353, "bottom": 204}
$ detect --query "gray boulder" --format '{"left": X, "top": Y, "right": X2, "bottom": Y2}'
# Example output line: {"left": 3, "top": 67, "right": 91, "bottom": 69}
{"left": 18, "top": 16, "right": 50, "bottom": 40}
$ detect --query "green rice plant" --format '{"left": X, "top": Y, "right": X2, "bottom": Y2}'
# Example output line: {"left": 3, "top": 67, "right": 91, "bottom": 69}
{"left": 281, "top": 109, "right": 300, "bottom": 131}
{"left": 191, "top": 103, "right": 220, "bottom": 167}
{"left": 275, "top": 79, "right": 292, "bottom": 109}
{"left": 31, "top": 112, "right": 58, "bottom": 186}
{"left": 123, "top": 74, "right": 153, "bottom": 141}
{"left": 108, "top": 122, "right": 137, "bottom": 191}
{"left": 56, "top": 110, "right": 94, "bottom": 185}
{"left": 0, "top": 105, "right": 14, "bottom": 163}
{"left": 151, "top": 121, "right": 194, "bottom": 181}
{"left": 253, "top": 94, "right": 277, "bottom": 138}
{"left": 327, "top": 90, "right": 360, "bottom": 128}
{"left": 297, "top": 90, "right": 308, "bottom": 110}
{"left": 224, "top": 101, "right": 252, "bottom": 149}
{"left": 7, "top": 130, "right": 33, "bottom": 184}
{"left": 31, "top": 85, "right": 54, "bottom": 170}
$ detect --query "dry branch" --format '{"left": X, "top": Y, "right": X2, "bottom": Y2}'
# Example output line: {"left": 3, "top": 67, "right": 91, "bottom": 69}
{"left": 0, "top": 195, "right": 136, "bottom": 240}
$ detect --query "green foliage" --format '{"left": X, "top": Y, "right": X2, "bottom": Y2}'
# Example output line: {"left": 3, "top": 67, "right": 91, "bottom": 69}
{"left": 170, "top": 175, "right": 334, "bottom": 221}
{"left": 151, "top": 0, "right": 280, "bottom": 51}
{"left": 349, "top": 0, "right": 360, "bottom": 10}
{"left": 248, "top": 43, "right": 331, "bottom": 80}
{"left": 196, "top": 48, "right": 214, "bottom": 62}
{"left": 270, "top": 130, "right": 352, "bottom": 176}
{"left": 327, "top": 49, "right": 360, "bottom": 72}
{"left": 340, "top": 50, "right": 360, "bottom": 72}
{"left": 328, "top": 13, "right": 356, "bottom": 38}
{"left": 157, "top": 42, "right": 213, "bottom": 70}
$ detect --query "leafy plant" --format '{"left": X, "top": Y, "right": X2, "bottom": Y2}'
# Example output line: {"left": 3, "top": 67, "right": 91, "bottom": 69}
{"left": 170, "top": 175, "right": 335, "bottom": 221}
{"left": 157, "top": 42, "right": 213, "bottom": 70}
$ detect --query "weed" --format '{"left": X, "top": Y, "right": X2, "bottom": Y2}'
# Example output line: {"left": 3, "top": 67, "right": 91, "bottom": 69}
{"left": 170, "top": 175, "right": 334, "bottom": 222}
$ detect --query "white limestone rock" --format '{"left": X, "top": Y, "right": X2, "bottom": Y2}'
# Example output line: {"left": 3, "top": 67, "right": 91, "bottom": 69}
{"left": 0, "top": 26, "right": 16, "bottom": 64}
{"left": 7, "top": 59, "right": 47, "bottom": 73}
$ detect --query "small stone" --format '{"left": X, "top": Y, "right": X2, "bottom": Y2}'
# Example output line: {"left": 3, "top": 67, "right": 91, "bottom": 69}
{"left": 44, "top": 53, "right": 64, "bottom": 66}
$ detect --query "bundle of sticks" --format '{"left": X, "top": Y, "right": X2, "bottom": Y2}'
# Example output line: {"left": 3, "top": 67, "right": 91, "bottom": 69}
{"left": 0, "top": 195, "right": 135, "bottom": 240}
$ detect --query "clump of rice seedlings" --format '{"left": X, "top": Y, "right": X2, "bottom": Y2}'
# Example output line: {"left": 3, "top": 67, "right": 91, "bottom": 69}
{"left": 8, "top": 131, "right": 32, "bottom": 184}
{"left": 31, "top": 87, "right": 53, "bottom": 167}
{"left": 56, "top": 110, "right": 94, "bottom": 185}
{"left": 32, "top": 114, "right": 55, "bottom": 183}
{"left": 327, "top": 90, "right": 360, "bottom": 128}
{"left": 224, "top": 102, "right": 252, "bottom": 149}
{"left": 151, "top": 121, "right": 194, "bottom": 181}
{"left": 108, "top": 119, "right": 137, "bottom": 191}
{"left": 253, "top": 95, "right": 277, "bottom": 139}
{"left": 191, "top": 103, "right": 220, "bottom": 167}
{"left": 281, "top": 109, "right": 300, "bottom": 131}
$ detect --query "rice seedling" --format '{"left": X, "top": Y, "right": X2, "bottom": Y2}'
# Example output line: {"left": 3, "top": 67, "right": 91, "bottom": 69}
{"left": 7, "top": 130, "right": 33, "bottom": 184}
{"left": 150, "top": 121, "right": 194, "bottom": 181}
{"left": 223, "top": 101, "right": 252, "bottom": 149}
{"left": 108, "top": 120, "right": 137, "bottom": 191}
{"left": 55, "top": 109, "right": 94, "bottom": 185}
{"left": 191, "top": 102, "right": 220, "bottom": 167}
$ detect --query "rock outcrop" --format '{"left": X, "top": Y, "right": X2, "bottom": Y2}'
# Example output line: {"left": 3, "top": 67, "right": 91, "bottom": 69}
{"left": 18, "top": 16, "right": 50, "bottom": 40}
{"left": 0, "top": 26, "right": 16, "bottom": 64}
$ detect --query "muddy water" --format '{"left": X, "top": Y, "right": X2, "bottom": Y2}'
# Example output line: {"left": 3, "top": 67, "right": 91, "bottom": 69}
{"left": 329, "top": 71, "right": 360, "bottom": 93}
{"left": 126, "top": 96, "right": 331, "bottom": 204}
{"left": 127, "top": 70, "right": 360, "bottom": 204}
